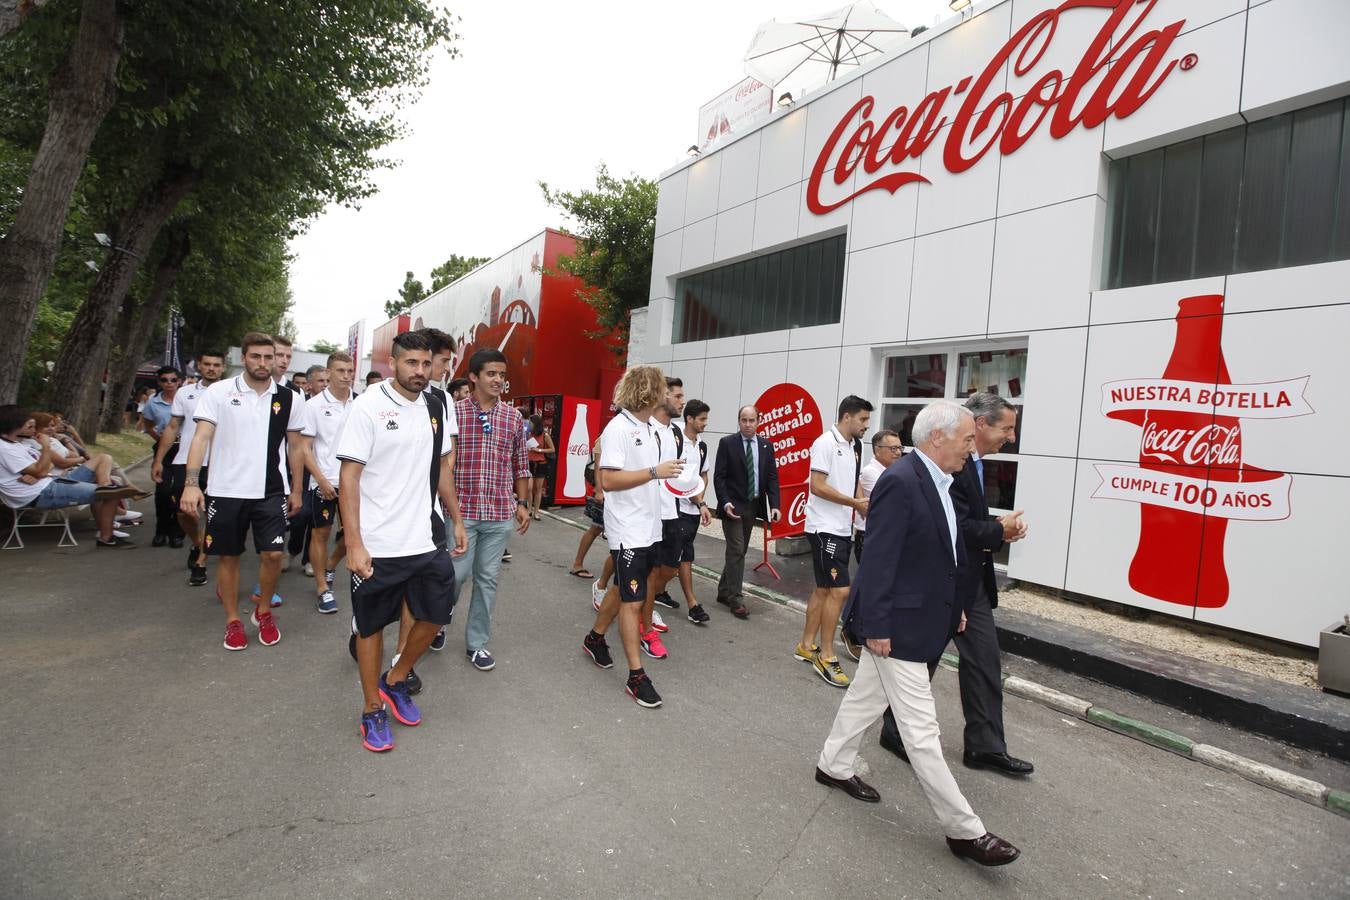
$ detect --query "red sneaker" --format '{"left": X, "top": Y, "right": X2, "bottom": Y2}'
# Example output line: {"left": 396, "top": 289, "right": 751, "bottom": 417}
{"left": 223, "top": 619, "right": 247, "bottom": 651}
{"left": 251, "top": 609, "right": 281, "bottom": 646}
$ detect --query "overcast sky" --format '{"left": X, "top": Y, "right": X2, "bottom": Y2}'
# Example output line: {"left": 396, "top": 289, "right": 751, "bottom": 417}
{"left": 287, "top": 0, "right": 954, "bottom": 349}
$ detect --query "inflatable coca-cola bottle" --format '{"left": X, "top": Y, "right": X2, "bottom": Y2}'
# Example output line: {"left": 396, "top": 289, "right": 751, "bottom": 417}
{"left": 1109, "top": 294, "right": 1234, "bottom": 608}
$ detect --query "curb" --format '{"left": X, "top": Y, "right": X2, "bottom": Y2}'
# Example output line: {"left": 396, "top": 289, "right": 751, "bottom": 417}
{"left": 539, "top": 509, "right": 1348, "bottom": 819}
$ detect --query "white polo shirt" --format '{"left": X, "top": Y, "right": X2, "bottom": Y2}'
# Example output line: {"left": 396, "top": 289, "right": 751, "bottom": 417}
{"left": 0, "top": 438, "right": 48, "bottom": 507}
{"left": 301, "top": 387, "right": 355, "bottom": 482}
{"left": 336, "top": 381, "right": 451, "bottom": 558}
{"left": 652, "top": 417, "right": 683, "bottom": 521}
{"left": 854, "top": 457, "right": 888, "bottom": 533}
{"left": 598, "top": 408, "right": 662, "bottom": 551}
{"left": 805, "top": 426, "right": 858, "bottom": 537}
{"left": 170, "top": 379, "right": 215, "bottom": 466}
{"left": 675, "top": 428, "right": 711, "bottom": 517}
{"left": 193, "top": 376, "right": 305, "bottom": 499}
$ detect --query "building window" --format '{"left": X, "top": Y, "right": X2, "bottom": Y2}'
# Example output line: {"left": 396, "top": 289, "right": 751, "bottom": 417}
{"left": 673, "top": 234, "right": 845, "bottom": 342}
{"left": 879, "top": 345, "right": 1027, "bottom": 562}
{"left": 1104, "top": 96, "right": 1350, "bottom": 290}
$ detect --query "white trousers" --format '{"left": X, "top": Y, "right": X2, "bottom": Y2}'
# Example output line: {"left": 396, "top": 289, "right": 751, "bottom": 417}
{"left": 817, "top": 650, "right": 986, "bottom": 840}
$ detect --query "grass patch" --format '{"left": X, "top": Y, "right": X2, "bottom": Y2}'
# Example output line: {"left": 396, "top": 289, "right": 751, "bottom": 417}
{"left": 87, "top": 430, "right": 155, "bottom": 469}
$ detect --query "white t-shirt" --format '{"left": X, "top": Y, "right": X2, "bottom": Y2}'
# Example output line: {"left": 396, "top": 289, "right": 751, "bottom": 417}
{"left": 0, "top": 438, "right": 48, "bottom": 508}
{"left": 301, "top": 387, "right": 355, "bottom": 483}
{"left": 675, "top": 428, "right": 711, "bottom": 517}
{"left": 192, "top": 376, "right": 305, "bottom": 499}
{"left": 336, "top": 380, "right": 452, "bottom": 558}
{"left": 652, "top": 417, "right": 682, "bottom": 521}
{"left": 598, "top": 408, "right": 662, "bottom": 551}
{"left": 854, "top": 457, "right": 888, "bottom": 533}
{"left": 170, "top": 379, "right": 214, "bottom": 466}
{"left": 804, "top": 426, "right": 858, "bottom": 537}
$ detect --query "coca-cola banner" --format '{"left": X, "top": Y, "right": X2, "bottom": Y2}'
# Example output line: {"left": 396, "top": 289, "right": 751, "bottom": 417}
{"left": 1090, "top": 294, "right": 1313, "bottom": 610}
{"left": 698, "top": 77, "right": 772, "bottom": 151}
{"left": 777, "top": 481, "right": 810, "bottom": 539}
{"left": 754, "top": 382, "right": 824, "bottom": 485}
{"left": 807, "top": 0, "right": 1190, "bottom": 215}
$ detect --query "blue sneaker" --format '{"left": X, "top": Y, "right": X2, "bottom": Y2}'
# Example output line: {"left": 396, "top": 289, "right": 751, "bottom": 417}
{"left": 468, "top": 648, "right": 496, "bottom": 671}
{"left": 316, "top": 590, "right": 337, "bottom": 614}
{"left": 429, "top": 628, "right": 446, "bottom": 651}
{"left": 359, "top": 708, "right": 394, "bottom": 752}
{"left": 378, "top": 671, "right": 421, "bottom": 726}
{"left": 252, "top": 584, "right": 283, "bottom": 607}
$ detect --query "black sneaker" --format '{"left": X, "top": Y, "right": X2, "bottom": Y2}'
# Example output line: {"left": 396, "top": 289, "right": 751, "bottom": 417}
{"left": 582, "top": 632, "right": 613, "bottom": 669}
{"left": 625, "top": 672, "right": 663, "bottom": 708}
{"left": 188, "top": 563, "right": 208, "bottom": 587}
{"left": 405, "top": 667, "right": 423, "bottom": 695}
{"left": 429, "top": 629, "right": 445, "bottom": 652}
{"left": 96, "top": 535, "right": 135, "bottom": 548}
{"left": 501, "top": 549, "right": 513, "bottom": 563}
{"left": 186, "top": 545, "right": 199, "bottom": 569}
{"left": 653, "top": 591, "right": 678, "bottom": 610}
{"left": 348, "top": 632, "right": 358, "bottom": 661}
{"left": 687, "top": 603, "right": 710, "bottom": 625}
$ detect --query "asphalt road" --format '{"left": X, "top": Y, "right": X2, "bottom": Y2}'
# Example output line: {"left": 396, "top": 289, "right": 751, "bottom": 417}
{"left": 2, "top": 508, "right": 1348, "bottom": 899}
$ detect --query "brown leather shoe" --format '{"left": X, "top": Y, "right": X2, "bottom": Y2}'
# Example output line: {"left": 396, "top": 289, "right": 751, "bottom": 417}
{"left": 814, "top": 767, "right": 880, "bottom": 803}
{"left": 946, "top": 832, "right": 1020, "bottom": 866}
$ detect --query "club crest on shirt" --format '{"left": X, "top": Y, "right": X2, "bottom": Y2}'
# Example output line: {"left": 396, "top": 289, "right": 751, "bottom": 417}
{"left": 271, "top": 401, "right": 281, "bottom": 415}
{"left": 430, "top": 416, "right": 439, "bottom": 434}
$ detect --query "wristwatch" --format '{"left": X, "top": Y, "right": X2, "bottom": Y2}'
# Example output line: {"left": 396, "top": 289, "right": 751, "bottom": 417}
{"left": 648, "top": 466, "right": 658, "bottom": 480}
{"left": 516, "top": 498, "right": 528, "bottom": 507}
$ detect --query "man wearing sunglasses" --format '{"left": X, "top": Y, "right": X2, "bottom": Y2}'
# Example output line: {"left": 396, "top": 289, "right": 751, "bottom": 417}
{"left": 142, "top": 366, "right": 185, "bottom": 548}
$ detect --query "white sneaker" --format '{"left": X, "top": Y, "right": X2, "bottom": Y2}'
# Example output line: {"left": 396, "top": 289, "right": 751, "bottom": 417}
{"left": 651, "top": 609, "right": 666, "bottom": 631}
{"left": 303, "top": 562, "right": 314, "bottom": 577}
{"left": 115, "top": 510, "right": 143, "bottom": 523}
{"left": 591, "top": 579, "right": 603, "bottom": 610}
{"left": 112, "top": 529, "right": 131, "bottom": 539}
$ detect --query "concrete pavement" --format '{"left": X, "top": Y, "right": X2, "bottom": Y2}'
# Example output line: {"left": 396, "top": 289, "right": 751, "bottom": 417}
{"left": 2, "top": 508, "right": 1348, "bottom": 898}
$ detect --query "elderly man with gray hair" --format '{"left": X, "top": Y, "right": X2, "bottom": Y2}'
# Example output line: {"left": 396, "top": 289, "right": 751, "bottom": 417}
{"left": 813, "top": 400, "right": 1019, "bottom": 867}
{"left": 878, "top": 391, "right": 1033, "bottom": 775}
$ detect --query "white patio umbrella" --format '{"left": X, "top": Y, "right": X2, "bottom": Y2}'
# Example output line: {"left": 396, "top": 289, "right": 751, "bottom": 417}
{"left": 744, "top": 0, "right": 911, "bottom": 88}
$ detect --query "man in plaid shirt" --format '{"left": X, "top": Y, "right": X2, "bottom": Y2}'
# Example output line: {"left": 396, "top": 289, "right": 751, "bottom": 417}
{"left": 443, "top": 347, "right": 531, "bottom": 671}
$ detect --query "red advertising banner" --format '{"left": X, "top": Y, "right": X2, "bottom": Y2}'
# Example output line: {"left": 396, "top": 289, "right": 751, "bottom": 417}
{"left": 754, "top": 382, "right": 824, "bottom": 538}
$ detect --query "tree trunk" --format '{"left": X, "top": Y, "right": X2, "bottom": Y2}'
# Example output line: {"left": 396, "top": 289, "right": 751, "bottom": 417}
{"left": 98, "top": 226, "right": 191, "bottom": 434}
{"left": 0, "top": 0, "right": 121, "bottom": 404}
{"left": 46, "top": 165, "right": 198, "bottom": 437}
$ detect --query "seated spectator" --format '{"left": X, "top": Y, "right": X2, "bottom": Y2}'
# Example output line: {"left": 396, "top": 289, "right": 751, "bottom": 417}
{"left": 0, "top": 405, "right": 140, "bottom": 546}
{"left": 32, "top": 412, "right": 117, "bottom": 484}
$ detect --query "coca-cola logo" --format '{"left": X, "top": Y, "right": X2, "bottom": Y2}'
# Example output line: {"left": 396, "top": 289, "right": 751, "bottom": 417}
{"left": 788, "top": 489, "right": 808, "bottom": 527}
{"left": 1140, "top": 421, "right": 1241, "bottom": 467}
{"left": 807, "top": 0, "right": 1188, "bottom": 215}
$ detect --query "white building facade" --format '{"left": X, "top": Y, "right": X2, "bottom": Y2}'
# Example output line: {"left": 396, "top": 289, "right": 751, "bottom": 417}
{"left": 635, "top": 0, "right": 1350, "bottom": 647}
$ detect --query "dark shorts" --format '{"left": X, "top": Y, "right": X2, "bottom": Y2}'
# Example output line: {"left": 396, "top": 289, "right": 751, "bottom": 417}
{"left": 166, "top": 463, "right": 208, "bottom": 507}
{"left": 659, "top": 513, "right": 698, "bottom": 568}
{"left": 350, "top": 548, "right": 456, "bottom": 637}
{"left": 853, "top": 529, "right": 866, "bottom": 564}
{"left": 309, "top": 486, "right": 339, "bottom": 529}
{"left": 610, "top": 544, "right": 656, "bottom": 603}
{"left": 529, "top": 459, "right": 548, "bottom": 478}
{"left": 205, "top": 494, "right": 288, "bottom": 557}
{"left": 807, "top": 531, "right": 852, "bottom": 588}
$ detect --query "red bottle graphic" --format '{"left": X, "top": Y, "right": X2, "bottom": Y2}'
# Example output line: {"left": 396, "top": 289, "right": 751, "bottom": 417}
{"left": 1108, "top": 295, "right": 1234, "bottom": 607}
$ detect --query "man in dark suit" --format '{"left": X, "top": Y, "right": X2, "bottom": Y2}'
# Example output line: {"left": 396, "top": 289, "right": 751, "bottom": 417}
{"left": 712, "top": 405, "right": 781, "bottom": 618}
{"left": 878, "top": 392, "right": 1033, "bottom": 775}
{"left": 813, "top": 400, "right": 1019, "bottom": 867}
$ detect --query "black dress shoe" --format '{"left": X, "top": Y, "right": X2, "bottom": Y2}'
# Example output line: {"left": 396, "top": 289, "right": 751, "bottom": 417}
{"left": 879, "top": 730, "right": 910, "bottom": 763}
{"left": 814, "top": 767, "right": 880, "bottom": 803}
{"left": 947, "top": 832, "right": 1020, "bottom": 866}
{"left": 963, "top": 750, "right": 1034, "bottom": 775}
{"left": 151, "top": 533, "right": 168, "bottom": 547}
{"left": 168, "top": 536, "right": 184, "bottom": 549}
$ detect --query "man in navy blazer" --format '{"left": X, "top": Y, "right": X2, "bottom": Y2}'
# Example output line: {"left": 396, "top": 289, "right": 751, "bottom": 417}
{"left": 712, "top": 405, "right": 781, "bottom": 618}
{"left": 813, "top": 401, "right": 1019, "bottom": 867}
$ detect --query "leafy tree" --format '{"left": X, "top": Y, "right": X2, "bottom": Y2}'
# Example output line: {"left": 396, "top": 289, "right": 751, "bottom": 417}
{"left": 0, "top": 0, "right": 56, "bottom": 39}
{"left": 385, "top": 270, "right": 427, "bottom": 318}
{"left": 540, "top": 165, "right": 656, "bottom": 356}
{"left": 429, "top": 253, "right": 489, "bottom": 292}
{"left": 310, "top": 339, "right": 340, "bottom": 355}
{"left": 28, "top": 0, "right": 458, "bottom": 434}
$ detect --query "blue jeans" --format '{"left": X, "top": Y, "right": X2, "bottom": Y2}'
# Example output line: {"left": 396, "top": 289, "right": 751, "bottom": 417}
{"left": 451, "top": 518, "right": 514, "bottom": 652}
{"left": 34, "top": 477, "right": 98, "bottom": 509}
